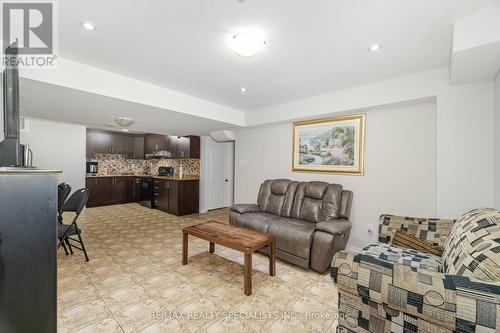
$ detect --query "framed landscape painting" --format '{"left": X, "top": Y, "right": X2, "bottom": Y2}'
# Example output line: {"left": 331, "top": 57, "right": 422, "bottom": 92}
{"left": 292, "top": 114, "right": 365, "bottom": 175}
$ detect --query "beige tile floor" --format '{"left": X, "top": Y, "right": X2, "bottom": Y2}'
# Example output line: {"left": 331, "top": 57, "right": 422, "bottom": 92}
{"left": 58, "top": 203, "right": 339, "bottom": 333}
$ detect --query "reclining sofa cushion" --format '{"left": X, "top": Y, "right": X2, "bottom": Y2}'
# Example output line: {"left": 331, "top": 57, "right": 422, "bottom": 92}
{"left": 339, "top": 190, "right": 353, "bottom": 219}
{"left": 257, "top": 179, "right": 299, "bottom": 217}
{"left": 230, "top": 203, "right": 261, "bottom": 214}
{"left": 315, "top": 219, "right": 352, "bottom": 236}
{"left": 230, "top": 212, "right": 285, "bottom": 234}
{"left": 292, "top": 181, "right": 343, "bottom": 223}
{"left": 267, "top": 218, "right": 316, "bottom": 259}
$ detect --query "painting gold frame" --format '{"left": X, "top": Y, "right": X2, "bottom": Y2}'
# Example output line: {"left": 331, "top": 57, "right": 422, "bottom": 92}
{"left": 292, "top": 114, "right": 365, "bottom": 175}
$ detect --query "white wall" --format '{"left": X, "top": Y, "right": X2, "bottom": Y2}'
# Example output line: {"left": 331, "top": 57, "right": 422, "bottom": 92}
{"left": 495, "top": 72, "right": 500, "bottom": 209}
{"left": 235, "top": 102, "right": 437, "bottom": 250}
{"left": 20, "top": 118, "right": 86, "bottom": 190}
{"left": 246, "top": 68, "right": 495, "bottom": 219}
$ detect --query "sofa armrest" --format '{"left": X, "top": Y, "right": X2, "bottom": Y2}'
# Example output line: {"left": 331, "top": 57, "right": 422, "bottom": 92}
{"left": 331, "top": 250, "right": 500, "bottom": 332}
{"left": 315, "top": 219, "right": 352, "bottom": 236}
{"left": 230, "top": 204, "right": 261, "bottom": 214}
{"left": 378, "top": 214, "right": 455, "bottom": 246}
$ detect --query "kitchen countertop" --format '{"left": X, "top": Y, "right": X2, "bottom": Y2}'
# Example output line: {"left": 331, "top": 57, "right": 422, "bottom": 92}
{"left": 152, "top": 175, "right": 199, "bottom": 181}
{"left": 1, "top": 167, "right": 62, "bottom": 174}
{"left": 85, "top": 174, "right": 199, "bottom": 181}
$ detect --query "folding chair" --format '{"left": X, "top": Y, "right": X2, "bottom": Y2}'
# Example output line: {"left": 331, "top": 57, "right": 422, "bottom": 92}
{"left": 57, "top": 188, "right": 90, "bottom": 262}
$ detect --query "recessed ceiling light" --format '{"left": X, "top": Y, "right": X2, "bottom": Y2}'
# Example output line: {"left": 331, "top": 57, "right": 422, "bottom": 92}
{"left": 228, "top": 30, "right": 267, "bottom": 57}
{"left": 369, "top": 44, "right": 381, "bottom": 52}
{"left": 121, "top": 128, "right": 129, "bottom": 132}
{"left": 240, "top": 87, "right": 247, "bottom": 93}
{"left": 81, "top": 21, "right": 97, "bottom": 31}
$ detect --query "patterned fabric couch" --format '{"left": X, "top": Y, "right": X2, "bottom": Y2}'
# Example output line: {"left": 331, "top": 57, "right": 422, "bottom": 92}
{"left": 331, "top": 208, "right": 500, "bottom": 333}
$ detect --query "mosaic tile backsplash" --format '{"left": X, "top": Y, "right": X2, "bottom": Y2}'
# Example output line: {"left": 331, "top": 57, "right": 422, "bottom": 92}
{"left": 91, "top": 154, "right": 200, "bottom": 176}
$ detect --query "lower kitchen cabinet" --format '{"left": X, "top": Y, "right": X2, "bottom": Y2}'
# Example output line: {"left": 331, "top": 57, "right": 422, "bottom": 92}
{"left": 154, "top": 179, "right": 198, "bottom": 216}
{"left": 86, "top": 176, "right": 135, "bottom": 207}
{"left": 112, "top": 177, "right": 134, "bottom": 203}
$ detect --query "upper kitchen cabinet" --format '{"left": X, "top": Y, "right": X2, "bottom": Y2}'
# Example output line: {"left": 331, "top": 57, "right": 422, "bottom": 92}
{"left": 132, "top": 136, "right": 145, "bottom": 159}
{"left": 186, "top": 136, "right": 200, "bottom": 159}
{"left": 125, "top": 135, "right": 145, "bottom": 159}
{"left": 87, "top": 129, "right": 200, "bottom": 160}
{"left": 87, "top": 129, "right": 144, "bottom": 159}
{"left": 144, "top": 134, "right": 169, "bottom": 154}
{"left": 87, "top": 129, "right": 125, "bottom": 157}
{"left": 169, "top": 135, "right": 200, "bottom": 159}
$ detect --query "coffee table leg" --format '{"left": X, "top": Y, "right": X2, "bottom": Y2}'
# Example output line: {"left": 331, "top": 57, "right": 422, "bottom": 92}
{"left": 209, "top": 242, "right": 215, "bottom": 253}
{"left": 182, "top": 233, "right": 188, "bottom": 265}
{"left": 269, "top": 238, "right": 276, "bottom": 277}
{"left": 244, "top": 252, "right": 252, "bottom": 296}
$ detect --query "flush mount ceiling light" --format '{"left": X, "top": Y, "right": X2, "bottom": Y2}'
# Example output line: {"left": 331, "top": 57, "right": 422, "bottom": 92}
{"left": 114, "top": 117, "right": 135, "bottom": 127}
{"left": 81, "top": 21, "right": 97, "bottom": 31}
{"left": 240, "top": 87, "right": 247, "bottom": 93}
{"left": 228, "top": 30, "right": 267, "bottom": 57}
{"left": 121, "top": 128, "right": 129, "bottom": 132}
{"left": 369, "top": 44, "right": 381, "bottom": 52}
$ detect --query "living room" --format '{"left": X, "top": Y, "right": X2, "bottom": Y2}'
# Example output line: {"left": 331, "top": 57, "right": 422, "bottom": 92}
{"left": 0, "top": 1, "right": 499, "bottom": 333}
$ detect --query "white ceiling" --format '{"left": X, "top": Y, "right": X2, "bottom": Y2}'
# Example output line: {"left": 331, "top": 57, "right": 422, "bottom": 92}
{"left": 19, "top": 79, "right": 238, "bottom": 136}
{"left": 57, "top": 0, "right": 491, "bottom": 111}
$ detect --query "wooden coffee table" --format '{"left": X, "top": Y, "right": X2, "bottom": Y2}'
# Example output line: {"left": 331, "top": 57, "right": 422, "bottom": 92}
{"left": 182, "top": 221, "right": 276, "bottom": 296}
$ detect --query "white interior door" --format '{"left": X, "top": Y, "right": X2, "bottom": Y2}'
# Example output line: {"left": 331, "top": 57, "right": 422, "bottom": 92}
{"left": 207, "top": 139, "right": 234, "bottom": 210}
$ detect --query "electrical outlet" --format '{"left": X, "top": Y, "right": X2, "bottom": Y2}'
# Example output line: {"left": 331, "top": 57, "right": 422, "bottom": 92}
{"left": 367, "top": 224, "right": 374, "bottom": 234}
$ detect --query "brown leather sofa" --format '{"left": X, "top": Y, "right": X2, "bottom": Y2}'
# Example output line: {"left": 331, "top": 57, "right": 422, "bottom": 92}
{"left": 230, "top": 179, "right": 353, "bottom": 273}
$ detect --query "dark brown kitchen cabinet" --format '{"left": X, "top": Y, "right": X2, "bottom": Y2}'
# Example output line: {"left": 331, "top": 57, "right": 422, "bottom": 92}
{"left": 87, "top": 129, "right": 200, "bottom": 160}
{"left": 85, "top": 177, "right": 100, "bottom": 206}
{"left": 133, "top": 136, "right": 145, "bottom": 159}
{"left": 87, "top": 130, "right": 111, "bottom": 157}
{"left": 186, "top": 136, "right": 200, "bottom": 158}
{"left": 153, "top": 179, "right": 198, "bottom": 215}
{"left": 111, "top": 177, "right": 134, "bottom": 203}
{"left": 145, "top": 134, "right": 169, "bottom": 154}
{"left": 86, "top": 176, "right": 135, "bottom": 207}
{"left": 98, "top": 177, "right": 114, "bottom": 205}
{"left": 134, "top": 177, "right": 142, "bottom": 201}
{"left": 168, "top": 136, "right": 200, "bottom": 159}
{"left": 125, "top": 135, "right": 145, "bottom": 159}
{"left": 86, "top": 176, "right": 113, "bottom": 206}
{"left": 87, "top": 129, "right": 130, "bottom": 158}
{"left": 109, "top": 133, "right": 127, "bottom": 155}
{"left": 170, "top": 136, "right": 188, "bottom": 159}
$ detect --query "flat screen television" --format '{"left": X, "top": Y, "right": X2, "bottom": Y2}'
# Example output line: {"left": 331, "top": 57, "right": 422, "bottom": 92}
{"left": 0, "top": 42, "right": 20, "bottom": 167}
